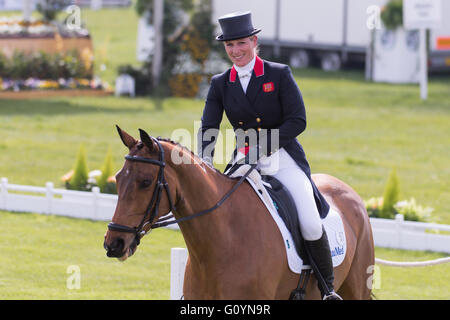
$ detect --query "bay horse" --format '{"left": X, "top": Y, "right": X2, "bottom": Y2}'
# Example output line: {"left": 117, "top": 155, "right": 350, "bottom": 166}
{"left": 104, "top": 127, "right": 375, "bottom": 300}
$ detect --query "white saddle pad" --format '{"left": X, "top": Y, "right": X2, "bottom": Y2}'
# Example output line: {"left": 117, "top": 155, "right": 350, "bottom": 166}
{"left": 228, "top": 165, "right": 347, "bottom": 274}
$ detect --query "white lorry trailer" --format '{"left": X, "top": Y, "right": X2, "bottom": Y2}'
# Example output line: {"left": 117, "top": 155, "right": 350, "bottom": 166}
{"left": 211, "top": 0, "right": 450, "bottom": 72}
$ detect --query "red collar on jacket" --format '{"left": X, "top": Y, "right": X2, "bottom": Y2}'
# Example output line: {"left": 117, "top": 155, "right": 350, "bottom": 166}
{"left": 229, "top": 56, "right": 264, "bottom": 83}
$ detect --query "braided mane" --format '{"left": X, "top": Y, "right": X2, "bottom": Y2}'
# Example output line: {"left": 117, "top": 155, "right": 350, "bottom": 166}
{"left": 155, "top": 136, "right": 223, "bottom": 175}
{"left": 155, "top": 136, "right": 198, "bottom": 160}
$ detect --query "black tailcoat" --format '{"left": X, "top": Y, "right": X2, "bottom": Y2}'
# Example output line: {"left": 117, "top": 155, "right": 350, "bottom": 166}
{"left": 198, "top": 56, "right": 330, "bottom": 218}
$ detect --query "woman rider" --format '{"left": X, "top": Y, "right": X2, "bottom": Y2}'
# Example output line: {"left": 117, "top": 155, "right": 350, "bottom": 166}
{"left": 197, "top": 11, "right": 342, "bottom": 300}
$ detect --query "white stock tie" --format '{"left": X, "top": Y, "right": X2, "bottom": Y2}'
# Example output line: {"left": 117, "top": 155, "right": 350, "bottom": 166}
{"left": 238, "top": 71, "right": 252, "bottom": 79}
{"left": 238, "top": 71, "right": 252, "bottom": 93}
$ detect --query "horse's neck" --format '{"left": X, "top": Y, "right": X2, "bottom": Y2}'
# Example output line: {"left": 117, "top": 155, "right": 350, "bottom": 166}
{"left": 171, "top": 159, "right": 237, "bottom": 262}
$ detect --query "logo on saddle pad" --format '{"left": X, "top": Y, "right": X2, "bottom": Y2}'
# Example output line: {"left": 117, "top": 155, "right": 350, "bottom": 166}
{"left": 335, "top": 230, "right": 345, "bottom": 246}
{"left": 330, "top": 231, "right": 345, "bottom": 257}
{"left": 331, "top": 246, "right": 344, "bottom": 258}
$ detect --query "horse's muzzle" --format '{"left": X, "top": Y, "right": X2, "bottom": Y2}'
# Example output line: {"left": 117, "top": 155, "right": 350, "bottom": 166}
{"left": 104, "top": 237, "right": 138, "bottom": 260}
{"left": 104, "top": 237, "right": 125, "bottom": 258}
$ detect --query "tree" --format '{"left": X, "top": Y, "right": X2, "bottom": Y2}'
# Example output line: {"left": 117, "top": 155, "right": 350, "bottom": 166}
{"left": 133, "top": 0, "right": 225, "bottom": 98}
{"left": 380, "top": 0, "right": 403, "bottom": 30}
{"left": 136, "top": 0, "right": 194, "bottom": 96}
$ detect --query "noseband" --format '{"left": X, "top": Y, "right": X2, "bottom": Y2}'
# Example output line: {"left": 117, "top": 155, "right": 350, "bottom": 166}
{"left": 107, "top": 137, "right": 256, "bottom": 246}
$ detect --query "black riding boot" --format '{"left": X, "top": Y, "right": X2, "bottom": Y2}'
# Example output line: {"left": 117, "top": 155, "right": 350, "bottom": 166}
{"left": 304, "top": 227, "right": 342, "bottom": 300}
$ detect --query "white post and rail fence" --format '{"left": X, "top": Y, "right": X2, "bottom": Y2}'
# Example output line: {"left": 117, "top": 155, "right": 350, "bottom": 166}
{"left": 1, "top": 178, "right": 449, "bottom": 299}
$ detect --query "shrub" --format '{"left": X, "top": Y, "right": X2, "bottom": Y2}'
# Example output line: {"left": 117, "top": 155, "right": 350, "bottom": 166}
{"left": 365, "top": 197, "right": 432, "bottom": 222}
{"left": 364, "top": 168, "right": 433, "bottom": 222}
{"left": 103, "top": 176, "right": 117, "bottom": 195}
{"left": 61, "top": 147, "right": 117, "bottom": 194}
{"left": 0, "top": 52, "right": 7, "bottom": 76}
{"left": 97, "top": 148, "right": 114, "bottom": 193}
{"left": 10, "top": 51, "right": 30, "bottom": 80}
{"left": 394, "top": 198, "right": 433, "bottom": 222}
{"left": 37, "top": 0, "right": 72, "bottom": 22}
{"left": 29, "top": 51, "right": 57, "bottom": 79}
{"left": 168, "top": 73, "right": 202, "bottom": 98}
{"left": 380, "top": 168, "right": 399, "bottom": 219}
{"left": 68, "top": 145, "right": 89, "bottom": 191}
{"left": 364, "top": 197, "right": 384, "bottom": 218}
{"left": 0, "top": 50, "right": 93, "bottom": 81}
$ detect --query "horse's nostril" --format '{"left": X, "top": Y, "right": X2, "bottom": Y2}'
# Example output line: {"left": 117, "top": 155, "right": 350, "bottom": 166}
{"left": 114, "top": 238, "right": 125, "bottom": 249}
{"left": 105, "top": 238, "right": 125, "bottom": 257}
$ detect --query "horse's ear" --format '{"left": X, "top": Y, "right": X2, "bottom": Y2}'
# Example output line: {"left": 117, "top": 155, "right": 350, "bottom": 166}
{"left": 116, "top": 125, "right": 138, "bottom": 150}
{"left": 139, "top": 128, "right": 157, "bottom": 153}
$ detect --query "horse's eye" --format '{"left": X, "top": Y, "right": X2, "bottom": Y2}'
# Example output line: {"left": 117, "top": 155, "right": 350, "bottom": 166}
{"left": 140, "top": 179, "right": 152, "bottom": 189}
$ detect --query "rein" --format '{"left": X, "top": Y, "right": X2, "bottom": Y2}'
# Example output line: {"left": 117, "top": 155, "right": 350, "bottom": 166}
{"left": 151, "top": 163, "right": 256, "bottom": 229}
{"left": 107, "top": 137, "right": 255, "bottom": 245}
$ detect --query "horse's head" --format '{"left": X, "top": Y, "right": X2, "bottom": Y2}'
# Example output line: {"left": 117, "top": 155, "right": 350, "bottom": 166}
{"left": 104, "top": 126, "right": 178, "bottom": 261}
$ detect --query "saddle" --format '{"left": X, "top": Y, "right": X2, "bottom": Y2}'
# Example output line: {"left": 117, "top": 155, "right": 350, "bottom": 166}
{"left": 262, "top": 175, "right": 310, "bottom": 263}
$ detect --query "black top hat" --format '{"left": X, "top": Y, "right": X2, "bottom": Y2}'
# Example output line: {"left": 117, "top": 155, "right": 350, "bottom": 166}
{"left": 216, "top": 11, "right": 261, "bottom": 41}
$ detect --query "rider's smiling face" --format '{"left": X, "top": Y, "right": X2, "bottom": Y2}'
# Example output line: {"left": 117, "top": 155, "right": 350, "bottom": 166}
{"left": 224, "top": 36, "right": 257, "bottom": 67}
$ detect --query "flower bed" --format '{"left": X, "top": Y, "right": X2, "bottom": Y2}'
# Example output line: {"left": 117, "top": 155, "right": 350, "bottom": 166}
{"left": 0, "top": 16, "right": 108, "bottom": 95}
{"left": 0, "top": 30, "right": 112, "bottom": 94}
{"left": 365, "top": 197, "right": 433, "bottom": 222}
{"left": 0, "top": 17, "right": 89, "bottom": 39}
{"left": 0, "top": 18, "right": 92, "bottom": 61}
{"left": 0, "top": 77, "right": 109, "bottom": 92}
{"left": 0, "top": 89, "right": 112, "bottom": 99}
{"left": 0, "top": 43, "right": 93, "bottom": 77}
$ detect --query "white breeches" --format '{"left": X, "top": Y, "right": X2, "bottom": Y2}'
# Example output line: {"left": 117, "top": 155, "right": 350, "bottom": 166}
{"left": 257, "top": 148, "right": 324, "bottom": 241}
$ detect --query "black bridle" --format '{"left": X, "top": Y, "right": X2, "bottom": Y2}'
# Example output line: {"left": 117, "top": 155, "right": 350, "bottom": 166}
{"left": 107, "top": 137, "right": 176, "bottom": 245}
{"left": 107, "top": 137, "right": 255, "bottom": 246}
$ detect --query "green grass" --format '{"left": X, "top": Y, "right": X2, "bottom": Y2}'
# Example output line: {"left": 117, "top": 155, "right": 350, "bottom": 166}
{"left": 0, "top": 4, "right": 449, "bottom": 300}
{"left": 293, "top": 68, "right": 450, "bottom": 225}
{"left": 80, "top": 6, "right": 140, "bottom": 86}
{"left": 0, "top": 70, "right": 448, "bottom": 224}
{"left": 0, "top": 210, "right": 448, "bottom": 299}
{"left": 373, "top": 247, "right": 450, "bottom": 300}
{"left": 0, "top": 96, "right": 202, "bottom": 187}
{"left": 0, "top": 210, "right": 185, "bottom": 299}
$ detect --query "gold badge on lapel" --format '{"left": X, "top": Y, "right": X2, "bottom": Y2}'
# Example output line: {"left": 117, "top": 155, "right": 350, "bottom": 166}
{"left": 263, "top": 82, "right": 274, "bottom": 92}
